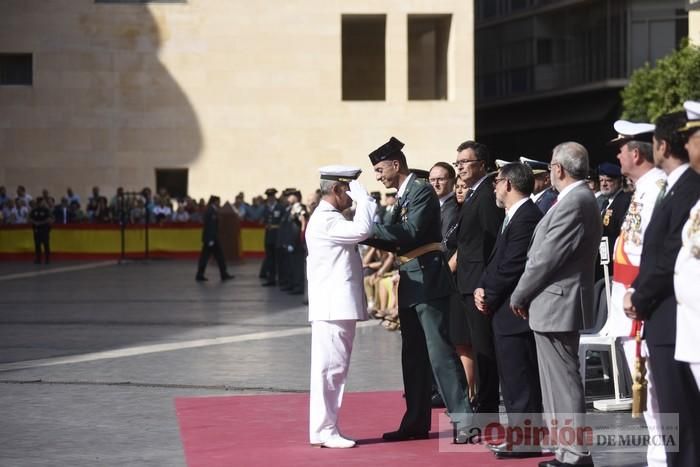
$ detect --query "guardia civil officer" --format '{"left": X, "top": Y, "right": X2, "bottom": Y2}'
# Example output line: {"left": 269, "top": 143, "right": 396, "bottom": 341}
{"left": 307, "top": 165, "right": 376, "bottom": 448}
{"left": 364, "top": 137, "right": 472, "bottom": 443}
{"left": 195, "top": 196, "right": 234, "bottom": 282}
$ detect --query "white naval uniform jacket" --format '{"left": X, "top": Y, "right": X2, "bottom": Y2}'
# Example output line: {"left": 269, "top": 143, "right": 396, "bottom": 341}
{"left": 674, "top": 198, "right": 700, "bottom": 364}
{"left": 608, "top": 167, "right": 666, "bottom": 337}
{"left": 306, "top": 198, "right": 376, "bottom": 322}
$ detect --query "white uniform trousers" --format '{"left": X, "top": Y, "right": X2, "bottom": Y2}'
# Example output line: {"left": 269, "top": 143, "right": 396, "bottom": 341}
{"left": 621, "top": 337, "right": 667, "bottom": 467}
{"left": 309, "top": 319, "right": 356, "bottom": 444}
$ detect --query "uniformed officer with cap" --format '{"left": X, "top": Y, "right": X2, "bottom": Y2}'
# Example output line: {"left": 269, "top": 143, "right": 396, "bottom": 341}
{"left": 364, "top": 137, "right": 472, "bottom": 443}
{"left": 520, "top": 156, "right": 558, "bottom": 213}
{"left": 306, "top": 165, "right": 376, "bottom": 449}
{"left": 597, "top": 159, "right": 632, "bottom": 281}
{"left": 261, "top": 188, "right": 284, "bottom": 285}
{"left": 277, "top": 188, "right": 296, "bottom": 290}
{"left": 605, "top": 119, "right": 666, "bottom": 467}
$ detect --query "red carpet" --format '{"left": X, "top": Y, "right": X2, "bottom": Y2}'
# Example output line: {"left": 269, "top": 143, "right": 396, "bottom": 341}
{"left": 175, "top": 391, "right": 553, "bottom": 467}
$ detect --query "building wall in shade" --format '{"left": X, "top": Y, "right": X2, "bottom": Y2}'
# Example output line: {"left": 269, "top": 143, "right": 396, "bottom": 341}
{"left": 0, "top": 0, "right": 474, "bottom": 202}
{"left": 475, "top": 0, "right": 689, "bottom": 165}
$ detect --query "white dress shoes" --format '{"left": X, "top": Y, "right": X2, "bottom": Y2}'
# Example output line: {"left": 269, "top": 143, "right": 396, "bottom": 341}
{"left": 310, "top": 434, "right": 356, "bottom": 449}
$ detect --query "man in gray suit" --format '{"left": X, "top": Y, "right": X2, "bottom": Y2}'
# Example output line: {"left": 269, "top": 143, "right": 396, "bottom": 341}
{"left": 511, "top": 142, "right": 602, "bottom": 467}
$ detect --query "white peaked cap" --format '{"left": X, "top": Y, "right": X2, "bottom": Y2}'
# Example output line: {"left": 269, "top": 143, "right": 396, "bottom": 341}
{"left": 608, "top": 120, "right": 654, "bottom": 146}
{"left": 678, "top": 101, "right": 700, "bottom": 133}
{"left": 318, "top": 165, "right": 362, "bottom": 182}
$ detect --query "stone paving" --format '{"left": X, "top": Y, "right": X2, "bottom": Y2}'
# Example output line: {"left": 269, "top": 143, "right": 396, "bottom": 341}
{"left": 0, "top": 259, "right": 647, "bottom": 466}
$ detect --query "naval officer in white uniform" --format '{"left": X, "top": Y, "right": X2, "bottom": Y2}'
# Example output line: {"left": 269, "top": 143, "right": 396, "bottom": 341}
{"left": 306, "top": 165, "right": 377, "bottom": 448}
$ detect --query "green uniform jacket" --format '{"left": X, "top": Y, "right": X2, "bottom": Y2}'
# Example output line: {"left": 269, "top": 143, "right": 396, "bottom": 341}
{"left": 365, "top": 176, "right": 456, "bottom": 307}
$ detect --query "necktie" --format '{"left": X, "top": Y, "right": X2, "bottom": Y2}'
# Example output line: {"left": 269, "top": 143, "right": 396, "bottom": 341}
{"left": 599, "top": 197, "right": 610, "bottom": 215}
{"left": 501, "top": 214, "right": 510, "bottom": 233}
{"left": 466, "top": 188, "right": 474, "bottom": 200}
{"left": 654, "top": 180, "right": 668, "bottom": 208}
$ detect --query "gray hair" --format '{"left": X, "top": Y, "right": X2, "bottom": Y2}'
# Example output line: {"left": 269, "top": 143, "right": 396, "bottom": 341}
{"left": 551, "top": 142, "right": 589, "bottom": 180}
{"left": 500, "top": 162, "right": 534, "bottom": 195}
{"left": 319, "top": 180, "right": 339, "bottom": 196}
{"left": 626, "top": 140, "right": 653, "bottom": 164}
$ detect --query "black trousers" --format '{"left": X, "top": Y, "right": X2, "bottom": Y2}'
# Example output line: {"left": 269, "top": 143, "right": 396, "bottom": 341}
{"left": 196, "top": 241, "right": 228, "bottom": 278}
{"left": 648, "top": 344, "right": 700, "bottom": 467}
{"left": 260, "top": 242, "right": 277, "bottom": 281}
{"left": 462, "top": 294, "right": 500, "bottom": 413}
{"left": 493, "top": 330, "right": 543, "bottom": 428}
{"left": 33, "top": 227, "right": 50, "bottom": 263}
{"left": 398, "top": 296, "right": 470, "bottom": 433}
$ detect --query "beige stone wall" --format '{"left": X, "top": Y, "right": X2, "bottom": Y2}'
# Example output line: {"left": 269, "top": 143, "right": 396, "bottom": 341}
{"left": 690, "top": 9, "right": 700, "bottom": 46}
{"left": 0, "top": 0, "right": 474, "bottom": 202}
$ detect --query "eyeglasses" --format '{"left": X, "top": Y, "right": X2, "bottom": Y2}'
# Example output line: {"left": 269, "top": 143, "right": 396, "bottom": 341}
{"left": 548, "top": 162, "right": 561, "bottom": 170}
{"left": 429, "top": 177, "right": 449, "bottom": 183}
{"left": 493, "top": 177, "right": 507, "bottom": 186}
{"left": 452, "top": 159, "right": 483, "bottom": 167}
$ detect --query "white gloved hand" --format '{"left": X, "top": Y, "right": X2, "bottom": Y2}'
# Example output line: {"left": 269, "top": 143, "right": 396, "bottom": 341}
{"left": 347, "top": 180, "right": 369, "bottom": 202}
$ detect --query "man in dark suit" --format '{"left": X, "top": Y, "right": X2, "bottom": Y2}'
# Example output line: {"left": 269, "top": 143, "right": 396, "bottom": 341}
{"left": 624, "top": 112, "right": 700, "bottom": 467}
{"left": 597, "top": 162, "right": 631, "bottom": 281}
{"left": 364, "top": 137, "right": 472, "bottom": 443}
{"left": 428, "top": 161, "right": 462, "bottom": 407}
{"left": 195, "top": 196, "right": 234, "bottom": 282}
{"left": 474, "top": 162, "right": 544, "bottom": 458}
{"left": 260, "top": 188, "right": 283, "bottom": 285}
{"left": 511, "top": 142, "right": 602, "bottom": 467}
{"left": 452, "top": 141, "right": 504, "bottom": 415}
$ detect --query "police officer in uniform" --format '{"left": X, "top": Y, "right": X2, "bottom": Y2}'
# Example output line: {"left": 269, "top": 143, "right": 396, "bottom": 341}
{"left": 195, "top": 196, "right": 234, "bottom": 282}
{"left": 286, "top": 189, "right": 308, "bottom": 295}
{"left": 276, "top": 188, "right": 295, "bottom": 290}
{"left": 29, "top": 197, "right": 53, "bottom": 264}
{"left": 261, "top": 188, "right": 284, "bottom": 286}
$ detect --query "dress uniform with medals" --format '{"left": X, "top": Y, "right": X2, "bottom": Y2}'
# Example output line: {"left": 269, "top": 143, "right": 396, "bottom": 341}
{"left": 261, "top": 188, "right": 284, "bottom": 286}
{"left": 675, "top": 100, "right": 700, "bottom": 393}
{"left": 363, "top": 137, "right": 472, "bottom": 443}
{"left": 604, "top": 120, "right": 667, "bottom": 467}
{"left": 306, "top": 165, "right": 376, "bottom": 448}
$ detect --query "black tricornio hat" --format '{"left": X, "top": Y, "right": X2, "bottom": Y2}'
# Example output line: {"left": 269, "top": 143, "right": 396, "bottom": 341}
{"left": 369, "top": 137, "right": 405, "bottom": 165}
{"left": 264, "top": 188, "right": 277, "bottom": 196}
{"left": 410, "top": 168, "right": 430, "bottom": 180}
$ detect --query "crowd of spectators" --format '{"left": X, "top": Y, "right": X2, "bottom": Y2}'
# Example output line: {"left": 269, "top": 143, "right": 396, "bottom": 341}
{"left": 0, "top": 185, "right": 267, "bottom": 226}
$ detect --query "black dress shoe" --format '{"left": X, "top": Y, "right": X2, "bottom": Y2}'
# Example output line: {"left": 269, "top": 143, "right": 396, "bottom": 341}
{"left": 538, "top": 460, "right": 593, "bottom": 467}
{"left": 221, "top": 274, "right": 235, "bottom": 281}
{"left": 195, "top": 276, "right": 208, "bottom": 282}
{"left": 382, "top": 430, "right": 429, "bottom": 442}
{"left": 261, "top": 281, "right": 276, "bottom": 287}
{"left": 430, "top": 392, "right": 445, "bottom": 408}
{"left": 493, "top": 448, "right": 547, "bottom": 459}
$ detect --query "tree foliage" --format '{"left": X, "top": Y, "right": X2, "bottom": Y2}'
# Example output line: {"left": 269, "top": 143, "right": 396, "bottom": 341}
{"left": 621, "top": 40, "right": 700, "bottom": 123}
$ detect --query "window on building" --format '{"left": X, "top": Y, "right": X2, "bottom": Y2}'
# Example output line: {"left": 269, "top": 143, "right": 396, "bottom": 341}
{"left": 408, "top": 14, "right": 451, "bottom": 101}
{"left": 0, "top": 54, "right": 32, "bottom": 86}
{"left": 155, "top": 169, "right": 188, "bottom": 200}
{"left": 342, "top": 15, "right": 386, "bottom": 101}
{"left": 536, "top": 38, "right": 553, "bottom": 65}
